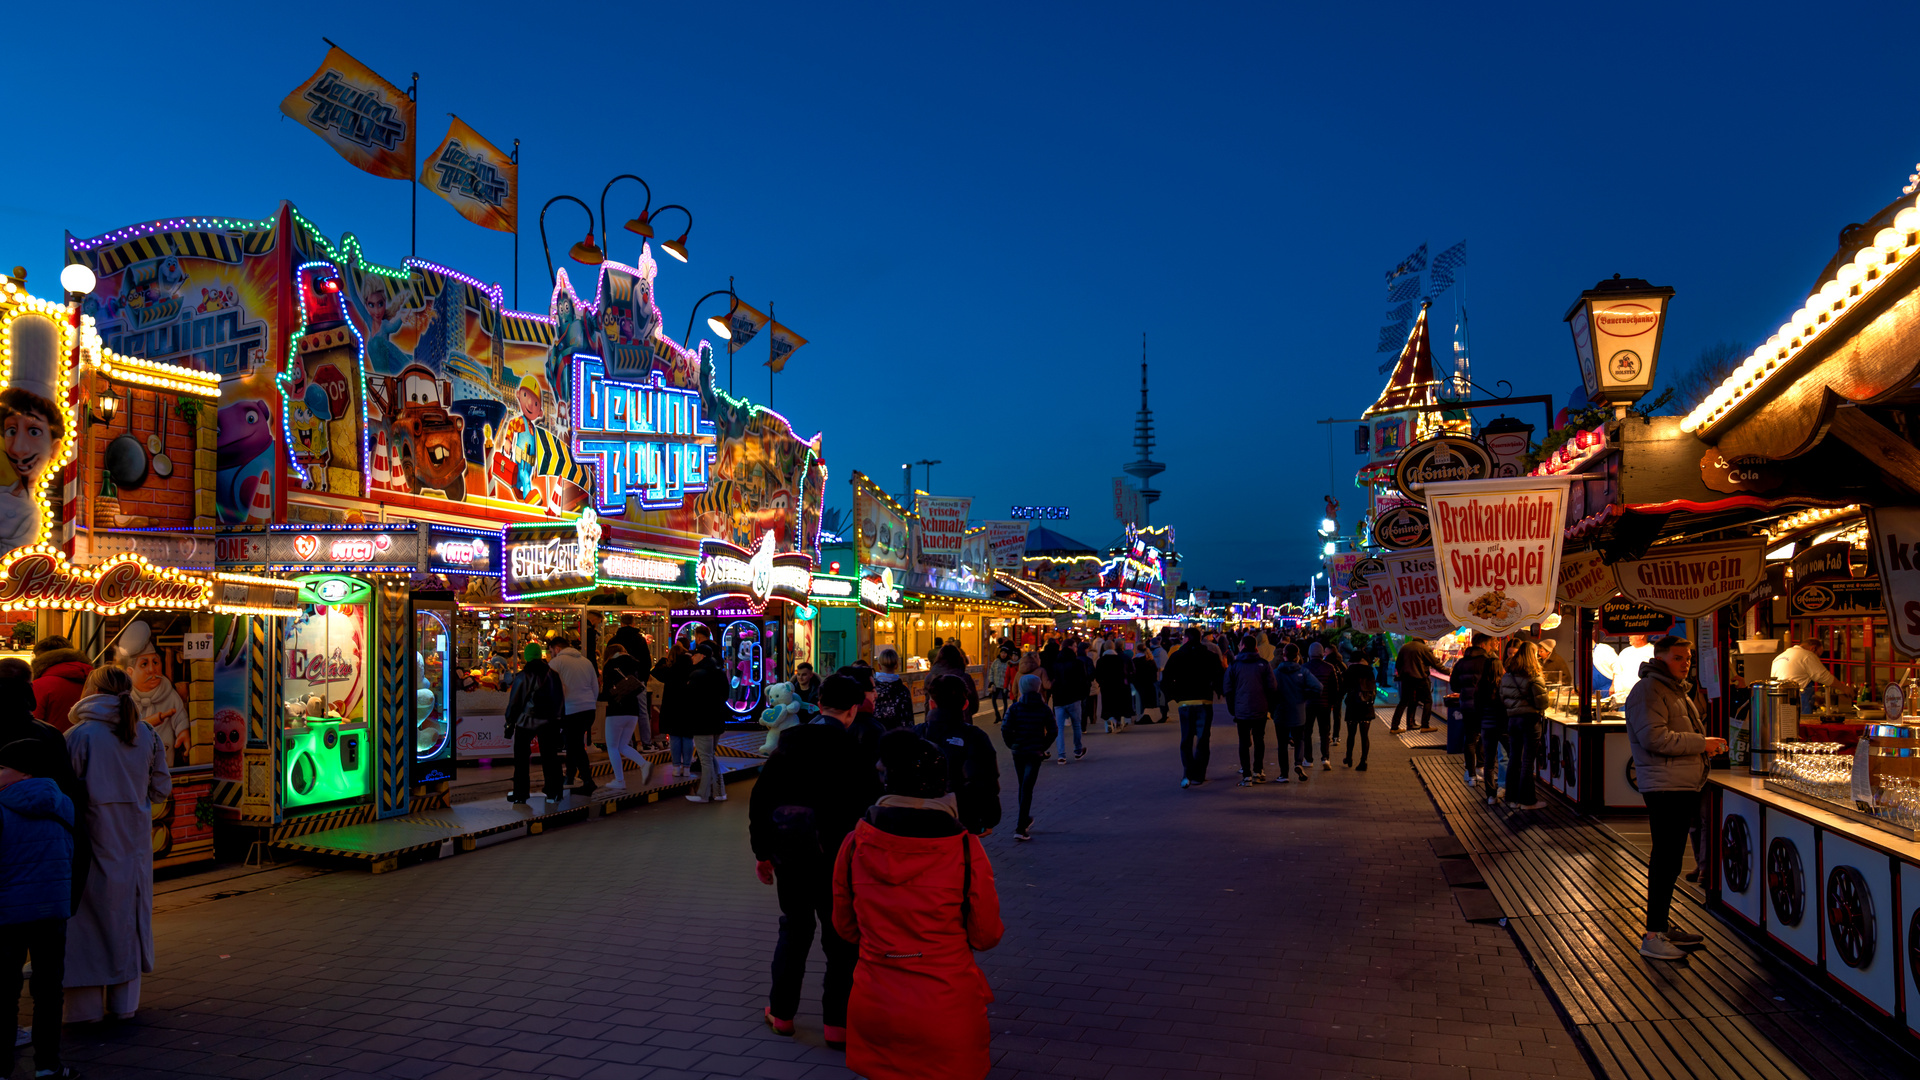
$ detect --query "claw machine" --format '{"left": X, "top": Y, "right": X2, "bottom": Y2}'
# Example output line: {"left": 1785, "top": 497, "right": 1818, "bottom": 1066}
{"left": 411, "top": 593, "right": 456, "bottom": 785}
{"left": 280, "top": 574, "right": 377, "bottom": 811}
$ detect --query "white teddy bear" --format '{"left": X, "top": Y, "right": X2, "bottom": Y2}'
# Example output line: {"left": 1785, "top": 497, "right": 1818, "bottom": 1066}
{"left": 758, "top": 682, "right": 804, "bottom": 754}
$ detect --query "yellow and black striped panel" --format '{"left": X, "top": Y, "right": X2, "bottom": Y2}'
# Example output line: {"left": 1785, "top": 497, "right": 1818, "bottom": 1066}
{"left": 376, "top": 582, "right": 411, "bottom": 817}
{"left": 271, "top": 802, "right": 377, "bottom": 840}
{"left": 502, "top": 312, "right": 555, "bottom": 346}
{"left": 90, "top": 229, "right": 249, "bottom": 275}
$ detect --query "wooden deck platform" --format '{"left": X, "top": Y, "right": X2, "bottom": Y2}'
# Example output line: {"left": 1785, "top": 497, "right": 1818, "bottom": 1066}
{"left": 1412, "top": 754, "right": 1919, "bottom": 1080}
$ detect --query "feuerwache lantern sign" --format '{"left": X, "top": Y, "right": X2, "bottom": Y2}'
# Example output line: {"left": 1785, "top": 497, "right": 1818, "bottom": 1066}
{"left": 1564, "top": 276, "right": 1674, "bottom": 406}
{"left": 1611, "top": 537, "right": 1765, "bottom": 619}
{"left": 1392, "top": 435, "right": 1495, "bottom": 504}
{"left": 1423, "top": 477, "right": 1572, "bottom": 636}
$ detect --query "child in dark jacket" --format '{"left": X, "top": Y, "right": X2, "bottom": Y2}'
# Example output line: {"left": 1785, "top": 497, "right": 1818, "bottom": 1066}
{"left": 915, "top": 676, "right": 1001, "bottom": 837}
{"left": 1000, "top": 675, "right": 1059, "bottom": 840}
{"left": 1, "top": 738, "right": 77, "bottom": 1079}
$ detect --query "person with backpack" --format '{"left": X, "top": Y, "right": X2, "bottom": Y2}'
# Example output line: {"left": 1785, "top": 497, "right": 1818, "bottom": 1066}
{"left": 915, "top": 675, "right": 1002, "bottom": 836}
{"left": 1, "top": 738, "right": 78, "bottom": 1079}
{"left": 1271, "top": 643, "right": 1323, "bottom": 783}
{"left": 872, "top": 649, "right": 916, "bottom": 730}
{"left": 1223, "top": 639, "right": 1277, "bottom": 786}
{"left": 750, "top": 674, "right": 884, "bottom": 1051}
{"left": 506, "top": 642, "right": 565, "bottom": 804}
{"left": 1341, "top": 655, "right": 1377, "bottom": 769}
{"left": 999, "top": 675, "right": 1058, "bottom": 841}
{"left": 832, "top": 730, "right": 1004, "bottom": 1080}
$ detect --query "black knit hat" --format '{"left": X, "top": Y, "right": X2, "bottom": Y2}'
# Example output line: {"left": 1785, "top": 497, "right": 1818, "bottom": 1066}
{"left": 0, "top": 737, "right": 51, "bottom": 777}
{"left": 877, "top": 730, "right": 948, "bottom": 798}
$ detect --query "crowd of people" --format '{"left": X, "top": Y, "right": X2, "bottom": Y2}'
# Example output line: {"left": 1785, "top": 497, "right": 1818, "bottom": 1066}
{"left": 3, "top": 641, "right": 175, "bottom": 1080}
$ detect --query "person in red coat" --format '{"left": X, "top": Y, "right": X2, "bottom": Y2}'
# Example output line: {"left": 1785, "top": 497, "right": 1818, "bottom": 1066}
{"left": 30, "top": 637, "right": 92, "bottom": 732}
{"left": 833, "top": 731, "right": 1004, "bottom": 1080}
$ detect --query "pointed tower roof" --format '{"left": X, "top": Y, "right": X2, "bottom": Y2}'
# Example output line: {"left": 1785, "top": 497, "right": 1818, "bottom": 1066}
{"left": 1364, "top": 302, "right": 1442, "bottom": 417}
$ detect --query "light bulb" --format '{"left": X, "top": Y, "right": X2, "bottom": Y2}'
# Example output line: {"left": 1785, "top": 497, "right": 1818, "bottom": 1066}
{"left": 59, "top": 264, "right": 96, "bottom": 295}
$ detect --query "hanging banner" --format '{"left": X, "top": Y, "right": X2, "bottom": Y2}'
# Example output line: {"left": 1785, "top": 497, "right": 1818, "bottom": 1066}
{"left": 852, "top": 471, "right": 911, "bottom": 570}
{"left": 420, "top": 116, "right": 517, "bottom": 233}
{"left": 1790, "top": 577, "right": 1882, "bottom": 618}
{"left": 1599, "top": 597, "right": 1677, "bottom": 636}
{"left": 1349, "top": 584, "right": 1385, "bottom": 634}
{"left": 1868, "top": 507, "right": 1920, "bottom": 656}
{"left": 1425, "top": 477, "right": 1571, "bottom": 636}
{"left": 766, "top": 321, "right": 807, "bottom": 372}
{"left": 696, "top": 532, "right": 812, "bottom": 612}
{"left": 279, "top": 46, "right": 416, "bottom": 181}
{"left": 718, "top": 299, "right": 769, "bottom": 354}
{"left": 1612, "top": 537, "right": 1766, "bottom": 619}
{"left": 985, "top": 521, "right": 1028, "bottom": 570}
{"left": 1382, "top": 550, "right": 1455, "bottom": 638}
{"left": 1556, "top": 548, "right": 1619, "bottom": 607}
{"left": 915, "top": 494, "right": 971, "bottom": 558}
{"left": 1392, "top": 434, "right": 1495, "bottom": 504}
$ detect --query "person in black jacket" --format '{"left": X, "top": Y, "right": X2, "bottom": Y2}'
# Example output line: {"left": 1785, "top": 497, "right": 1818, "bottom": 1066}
{"left": 1448, "top": 634, "right": 1496, "bottom": 786}
{"left": 1162, "top": 628, "right": 1224, "bottom": 787}
{"left": 0, "top": 658, "right": 88, "bottom": 912}
{"left": 1045, "top": 646, "right": 1089, "bottom": 763}
{"left": 652, "top": 642, "right": 695, "bottom": 776}
{"left": 1000, "top": 674, "right": 1058, "bottom": 840}
{"left": 607, "top": 614, "right": 652, "bottom": 680}
{"left": 915, "top": 675, "right": 1002, "bottom": 836}
{"left": 1223, "top": 643, "right": 1277, "bottom": 785}
{"left": 505, "top": 643, "right": 565, "bottom": 803}
{"left": 1342, "top": 659, "right": 1378, "bottom": 769}
{"left": 682, "top": 643, "right": 732, "bottom": 803}
{"left": 750, "top": 674, "right": 882, "bottom": 1048}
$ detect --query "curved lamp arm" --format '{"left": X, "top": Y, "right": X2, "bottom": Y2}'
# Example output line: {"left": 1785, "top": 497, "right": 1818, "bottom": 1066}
{"left": 599, "top": 174, "right": 653, "bottom": 252}
{"left": 539, "top": 195, "right": 596, "bottom": 286}
{"left": 684, "top": 280, "right": 738, "bottom": 349}
{"left": 651, "top": 205, "right": 693, "bottom": 261}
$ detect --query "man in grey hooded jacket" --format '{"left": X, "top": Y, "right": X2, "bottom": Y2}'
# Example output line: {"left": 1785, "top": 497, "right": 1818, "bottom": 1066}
{"left": 1623, "top": 635, "right": 1727, "bottom": 961}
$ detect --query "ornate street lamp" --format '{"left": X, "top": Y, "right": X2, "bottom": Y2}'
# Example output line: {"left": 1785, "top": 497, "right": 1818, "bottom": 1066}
{"left": 1565, "top": 275, "right": 1675, "bottom": 408}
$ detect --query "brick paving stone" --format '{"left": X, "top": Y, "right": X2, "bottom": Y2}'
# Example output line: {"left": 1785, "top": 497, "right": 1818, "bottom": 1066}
{"left": 21, "top": 707, "right": 1594, "bottom": 1080}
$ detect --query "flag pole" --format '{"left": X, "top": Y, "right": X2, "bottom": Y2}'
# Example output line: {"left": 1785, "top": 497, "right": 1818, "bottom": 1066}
{"left": 409, "top": 73, "right": 419, "bottom": 257}
{"left": 511, "top": 138, "right": 520, "bottom": 310}
{"left": 767, "top": 301, "right": 775, "bottom": 408}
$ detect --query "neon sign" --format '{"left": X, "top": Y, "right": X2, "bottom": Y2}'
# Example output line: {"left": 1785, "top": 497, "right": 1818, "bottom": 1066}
{"left": 859, "top": 566, "right": 901, "bottom": 615}
{"left": 572, "top": 357, "right": 715, "bottom": 512}
{"left": 1010, "top": 505, "right": 1070, "bottom": 520}
{"left": 810, "top": 575, "right": 855, "bottom": 598}
{"left": 501, "top": 509, "right": 601, "bottom": 599}
{"left": 431, "top": 537, "right": 488, "bottom": 567}
{"left": 696, "top": 532, "right": 812, "bottom": 612}
{"left": 600, "top": 551, "right": 688, "bottom": 584}
{"left": 295, "top": 533, "right": 398, "bottom": 563}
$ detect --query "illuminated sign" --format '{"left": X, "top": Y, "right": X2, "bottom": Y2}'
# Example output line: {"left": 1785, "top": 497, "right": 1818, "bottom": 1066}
{"left": 502, "top": 509, "right": 601, "bottom": 599}
{"left": 0, "top": 550, "right": 213, "bottom": 615}
{"left": 600, "top": 550, "right": 693, "bottom": 587}
{"left": 696, "top": 531, "right": 812, "bottom": 612}
{"left": 572, "top": 357, "right": 716, "bottom": 512}
{"left": 810, "top": 574, "right": 856, "bottom": 598}
{"left": 1009, "top": 505, "right": 1070, "bottom": 520}
{"left": 225, "top": 526, "right": 423, "bottom": 570}
{"left": 859, "top": 566, "right": 901, "bottom": 615}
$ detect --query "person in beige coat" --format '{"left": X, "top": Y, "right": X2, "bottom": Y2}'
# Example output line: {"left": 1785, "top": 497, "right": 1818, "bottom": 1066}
{"left": 1623, "top": 635, "right": 1727, "bottom": 961}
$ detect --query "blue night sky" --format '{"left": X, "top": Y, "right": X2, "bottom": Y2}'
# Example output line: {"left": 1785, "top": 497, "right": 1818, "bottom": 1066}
{"left": 5, "top": 2, "right": 1918, "bottom": 590}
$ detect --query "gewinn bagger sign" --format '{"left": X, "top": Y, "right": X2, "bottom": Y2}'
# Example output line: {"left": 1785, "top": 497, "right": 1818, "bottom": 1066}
{"left": 1611, "top": 538, "right": 1765, "bottom": 620}
{"left": 1424, "top": 477, "right": 1572, "bottom": 636}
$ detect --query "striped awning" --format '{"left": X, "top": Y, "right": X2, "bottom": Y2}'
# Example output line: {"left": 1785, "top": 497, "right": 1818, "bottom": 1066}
{"left": 85, "top": 226, "right": 272, "bottom": 275}
{"left": 1001, "top": 576, "right": 1084, "bottom": 614}
{"left": 502, "top": 312, "right": 555, "bottom": 346}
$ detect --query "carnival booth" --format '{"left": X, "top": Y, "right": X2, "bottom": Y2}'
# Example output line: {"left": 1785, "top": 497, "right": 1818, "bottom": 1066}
{"left": 66, "top": 204, "right": 826, "bottom": 862}
{"left": 0, "top": 270, "right": 228, "bottom": 867}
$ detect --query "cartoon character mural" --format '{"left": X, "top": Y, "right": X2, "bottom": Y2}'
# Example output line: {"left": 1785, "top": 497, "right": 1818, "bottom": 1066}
{"left": 0, "top": 313, "right": 66, "bottom": 558}
{"left": 65, "top": 216, "right": 282, "bottom": 525}
{"left": 119, "top": 618, "right": 194, "bottom": 767}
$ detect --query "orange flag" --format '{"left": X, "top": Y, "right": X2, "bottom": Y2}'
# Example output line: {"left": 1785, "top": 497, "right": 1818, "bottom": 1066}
{"left": 765, "top": 321, "right": 807, "bottom": 372}
{"left": 717, "top": 299, "right": 769, "bottom": 354}
{"left": 421, "top": 116, "right": 517, "bottom": 233}
{"left": 280, "top": 46, "right": 415, "bottom": 180}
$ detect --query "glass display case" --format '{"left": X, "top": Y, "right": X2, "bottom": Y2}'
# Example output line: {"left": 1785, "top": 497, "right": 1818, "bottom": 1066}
{"left": 281, "top": 576, "right": 374, "bottom": 810}
{"left": 412, "top": 598, "right": 455, "bottom": 784}
{"left": 670, "top": 607, "right": 783, "bottom": 720}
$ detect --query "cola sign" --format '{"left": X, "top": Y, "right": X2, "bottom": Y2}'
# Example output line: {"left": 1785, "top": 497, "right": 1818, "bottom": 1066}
{"left": 696, "top": 531, "right": 813, "bottom": 612}
{"left": 1392, "top": 436, "right": 1495, "bottom": 504}
{"left": 0, "top": 551, "right": 212, "bottom": 614}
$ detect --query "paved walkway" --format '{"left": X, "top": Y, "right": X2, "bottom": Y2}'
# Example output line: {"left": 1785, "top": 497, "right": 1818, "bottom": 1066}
{"left": 34, "top": 710, "right": 1595, "bottom": 1080}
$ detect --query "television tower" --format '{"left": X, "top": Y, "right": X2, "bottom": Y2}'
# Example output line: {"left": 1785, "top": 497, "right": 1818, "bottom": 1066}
{"left": 1122, "top": 332, "right": 1165, "bottom": 524}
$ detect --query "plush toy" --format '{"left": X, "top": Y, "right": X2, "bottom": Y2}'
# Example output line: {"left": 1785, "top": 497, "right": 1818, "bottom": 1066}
{"left": 758, "top": 682, "right": 803, "bottom": 754}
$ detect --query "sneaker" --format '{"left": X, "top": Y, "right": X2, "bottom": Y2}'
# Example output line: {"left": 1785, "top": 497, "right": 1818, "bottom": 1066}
{"left": 1420, "top": 725, "right": 1435, "bottom": 732}
{"left": 1321, "top": 759, "right": 1332, "bottom": 771}
{"left": 1295, "top": 765, "right": 1309, "bottom": 782}
{"left": 1486, "top": 796, "right": 1499, "bottom": 806}
{"left": 712, "top": 794, "right": 729, "bottom": 802}
{"left": 1665, "top": 928, "right": 1704, "bottom": 945}
{"left": 1015, "top": 830, "right": 1032, "bottom": 841}
{"left": 1464, "top": 771, "right": 1476, "bottom": 785}
{"left": 1252, "top": 771, "right": 1267, "bottom": 784}
{"left": 1181, "top": 777, "right": 1191, "bottom": 789}
{"left": 604, "top": 781, "right": 628, "bottom": 791}
{"left": 1356, "top": 762, "right": 1368, "bottom": 771}
{"left": 1684, "top": 869, "right": 1700, "bottom": 882}
{"left": 1074, "top": 747, "right": 1087, "bottom": 759}
{"left": 1058, "top": 755, "right": 1067, "bottom": 765}
{"left": 506, "top": 795, "right": 527, "bottom": 804}
{"left": 1514, "top": 800, "right": 1548, "bottom": 810}
{"left": 764, "top": 1008, "right": 795, "bottom": 1036}
{"left": 1273, "top": 774, "right": 1290, "bottom": 783}
{"left": 1343, "top": 758, "right": 1352, "bottom": 768}
{"left": 1639, "top": 933, "right": 1686, "bottom": 961}
{"left": 824, "top": 1025, "right": 847, "bottom": 1052}
{"left": 1239, "top": 777, "right": 1253, "bottom": 787}
{"left": 685, "top": 795, "right": 709, "bottom": 803}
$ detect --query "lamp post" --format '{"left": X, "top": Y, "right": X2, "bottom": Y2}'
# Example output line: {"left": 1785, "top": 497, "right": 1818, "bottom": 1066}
{"left": 649, "top": 205, "right": 693, "bottom": 263}
{"left": 538, "top": 195, "right": 604, "bottom": 286}
{"left": 600, "top": 174, "right": 658, "bottom": 261}
{"left": 1564, "top": 275, "right": 1675, "bottom": 412}
{"left": 682, "top": 278, "right": 740, "bottom": 388}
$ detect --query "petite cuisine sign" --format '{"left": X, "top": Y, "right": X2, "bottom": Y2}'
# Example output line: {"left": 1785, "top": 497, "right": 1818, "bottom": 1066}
{"left": 1423, "top": 477, "right": 1572, "bottom": 635}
